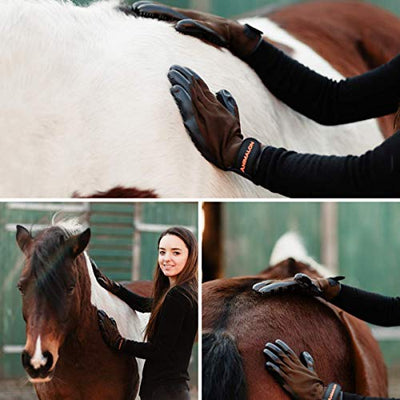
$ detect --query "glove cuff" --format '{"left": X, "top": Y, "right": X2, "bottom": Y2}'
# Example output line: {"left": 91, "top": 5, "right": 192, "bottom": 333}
{"left": 230, "top": 137, "right": 263, "bottom": 179}
{"left": 323, "top": 383, "right": 343, "bottom": 400}
{"left": 243, "top": 24, "right": 264, "bottom": 55}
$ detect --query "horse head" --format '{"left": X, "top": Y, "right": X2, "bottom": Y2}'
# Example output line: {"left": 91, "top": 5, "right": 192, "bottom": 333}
{"left": 16, "top": 224, "right": 90, "bottom": 383}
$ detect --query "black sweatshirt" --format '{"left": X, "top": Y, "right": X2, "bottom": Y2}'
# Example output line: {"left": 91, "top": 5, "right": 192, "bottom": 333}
{"left": 244, "top": 40, "right": 400, "bottom": 197}
{"left": 116, "top": 284, "right": 197, "bottom": 398}
{"left": 328, "top": 284, "right": 400, "bottom": 400}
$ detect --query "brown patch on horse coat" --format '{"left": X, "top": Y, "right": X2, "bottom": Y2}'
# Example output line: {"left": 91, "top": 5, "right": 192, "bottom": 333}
{"left": 73, "top": 186, "right": 158, "bottom": 198}
{"left": 125, "top": 280, "right": 153, "bottom": 297}
{"left": 266, "top": 1, "right": 400, "bottom": 138}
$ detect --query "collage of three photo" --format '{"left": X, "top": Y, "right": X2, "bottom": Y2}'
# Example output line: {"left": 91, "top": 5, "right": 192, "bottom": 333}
{"left": 1, "top": 0, "right": 400, "bottom": 399}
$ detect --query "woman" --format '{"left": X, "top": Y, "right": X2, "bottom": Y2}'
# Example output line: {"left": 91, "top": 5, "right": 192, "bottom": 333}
{"left": 131, "top": 1, "right": 400, "bottom": 197}
{"left": 253, "top": 273, "right": 400, "bottom": 400}
{"left": 94, "top": 226, "right": 198, "bottom": 400}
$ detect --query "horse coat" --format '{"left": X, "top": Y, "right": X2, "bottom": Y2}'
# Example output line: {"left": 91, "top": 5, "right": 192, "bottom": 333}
{"left": 0, "top": 0, "right": 389, "bottom": 197}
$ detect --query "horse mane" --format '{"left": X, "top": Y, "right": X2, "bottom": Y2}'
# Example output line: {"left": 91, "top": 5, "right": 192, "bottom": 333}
{"left": 29, "top": 219, "right": 87, "bottom": 314}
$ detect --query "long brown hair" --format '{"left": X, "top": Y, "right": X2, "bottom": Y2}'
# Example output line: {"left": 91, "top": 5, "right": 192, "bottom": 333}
{"left": 145, "top": 227, "right": 198, "bottom": 340}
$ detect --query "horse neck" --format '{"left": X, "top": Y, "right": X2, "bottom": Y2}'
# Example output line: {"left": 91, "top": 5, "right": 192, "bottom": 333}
{"left": 66, "top": 253, "right": 98, "bottom": 346}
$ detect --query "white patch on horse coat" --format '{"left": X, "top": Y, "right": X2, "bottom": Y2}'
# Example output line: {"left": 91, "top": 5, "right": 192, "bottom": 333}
{"left": 84, "top": 253, "right": 149, "bottom": 397}
{"left": 269, "top": 232, "right": 331, "bottom": 277}
{"left": 0, "top": 1, "right": 382, "bottom": 197}
{"left": 31, "top": 336, "right": 47, "bottom": 370}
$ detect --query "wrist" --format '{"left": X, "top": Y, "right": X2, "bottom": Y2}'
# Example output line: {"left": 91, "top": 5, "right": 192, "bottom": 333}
{"left": 230, "top": 137, "right": 263, "bottom": 178}
{"left": 323, "top": 383, "right": 343, "bottom": 400}
{"left": 232, "top": 24, "right": 263, "bottom": 59}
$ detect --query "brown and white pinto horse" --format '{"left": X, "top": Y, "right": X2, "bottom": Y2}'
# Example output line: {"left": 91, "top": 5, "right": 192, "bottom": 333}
{"left": 202, "top": 235, "right": 387, "bottom": 399}
{"left": 2, "top": 0, "right": 400, "bottom": 198}
{"left": 16, "top": 221, "right": 150, "bottom": 400}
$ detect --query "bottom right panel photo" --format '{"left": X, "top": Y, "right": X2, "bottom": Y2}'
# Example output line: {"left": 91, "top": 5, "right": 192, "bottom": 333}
{"left": 202, "top": 202, "right": 400, "bottom": 400}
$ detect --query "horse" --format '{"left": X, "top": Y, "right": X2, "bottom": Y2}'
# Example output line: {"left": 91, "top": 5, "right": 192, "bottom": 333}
{"left": 202, "top": 232, "right": 387, "bottom": 399}
{"left": 16, "top": 220, "right": 150, "bottom": 400}
{"left": 1, "top": 0, "right": 400, "bottom": 197}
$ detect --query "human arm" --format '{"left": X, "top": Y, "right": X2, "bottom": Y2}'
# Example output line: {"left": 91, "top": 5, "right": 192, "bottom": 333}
{"left": 98, "top": 286, "right": 191, "bottom": 360}
{"left": 254, "top": 273, "right": 400, "bottom": 326}
{"left": 168, "top": 65, "right": 400, "bottom": 198}
{"left": 246, "top": 40, "right": 400, "bottom": 125}
{"left": 132, "top": 1, "right": 400, "bottom": 125}
{"left": 331, "top": 284, "right": 400, "bottom": 327}
{"left": 92, "top": 259, "right": 152, "bottom": 313}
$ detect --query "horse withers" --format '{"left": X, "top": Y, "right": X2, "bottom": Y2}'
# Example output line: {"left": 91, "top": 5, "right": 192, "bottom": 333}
{"left": 16, "top": 221, "right": 149, "bottom": 400}
{"left": 202, "top": 235, "right": 387, "bottom": 400}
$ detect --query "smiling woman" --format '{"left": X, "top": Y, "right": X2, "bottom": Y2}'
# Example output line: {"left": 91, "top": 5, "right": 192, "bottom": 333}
{"left": 96, "top": 226, "right": 198, "bottom": 400}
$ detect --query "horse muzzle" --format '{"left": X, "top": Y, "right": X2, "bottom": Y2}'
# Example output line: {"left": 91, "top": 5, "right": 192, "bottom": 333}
{"left": 22, "top": 350, "right": 55, "bottom": 382}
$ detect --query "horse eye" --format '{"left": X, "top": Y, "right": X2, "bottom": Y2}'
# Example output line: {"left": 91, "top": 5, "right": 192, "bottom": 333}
{"left": 67, "top": 285, "right": 75, "bottom": 294}
{"left": 16, "top": 283, "right": 24, "bottom": 294}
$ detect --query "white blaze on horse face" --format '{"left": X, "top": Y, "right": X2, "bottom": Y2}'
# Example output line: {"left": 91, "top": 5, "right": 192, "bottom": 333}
{"left": 31, "top": 336, "right": 47, "bottom": 370}
{"left": 84, "top": 252, "right": 149, "bottom": 392}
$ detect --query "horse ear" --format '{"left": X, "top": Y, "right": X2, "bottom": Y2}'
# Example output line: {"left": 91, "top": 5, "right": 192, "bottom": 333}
{"left": 16, "top": 225, "right": 32, "bottom": 255}
{"left": 67, "top": 228, "right": 91, "bottom": 257}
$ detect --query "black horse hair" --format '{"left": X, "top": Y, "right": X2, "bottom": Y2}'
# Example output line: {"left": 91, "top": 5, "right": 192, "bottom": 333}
{"left": 202, "top": 330, "right": 247, "bottom": 400}
{"left": 30, "top": 226, "right": 81, "bottom": 315}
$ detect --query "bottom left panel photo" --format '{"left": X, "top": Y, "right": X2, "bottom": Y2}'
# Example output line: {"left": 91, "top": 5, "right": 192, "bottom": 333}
{"left": 0, "top": 201, "right": 199, "bottom": 400}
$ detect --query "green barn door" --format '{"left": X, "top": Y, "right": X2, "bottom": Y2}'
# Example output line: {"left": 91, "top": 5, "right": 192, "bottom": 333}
{"left": 338, "top": 203, "right": 400, "bottom": 366}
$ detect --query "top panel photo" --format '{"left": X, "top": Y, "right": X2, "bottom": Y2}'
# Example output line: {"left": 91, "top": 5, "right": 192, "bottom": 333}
{"left": 3, "top": 0, "right": 400, "bottom": 198}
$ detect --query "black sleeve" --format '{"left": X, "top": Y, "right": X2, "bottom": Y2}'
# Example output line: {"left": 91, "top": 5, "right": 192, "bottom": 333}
{"left": 116, "top": 285, "right": 153, "bottom": 313}
{"left": 330, "top": 284, "right": 400, "bottom": 327}
{"left": 343, "top": 392, "right": 399, "bottom": 400}
{"left": 119, "top": 287, "right": 190, "bottom": 360}
{"left": 252, "top": 130, "right": 400, "bottom": 198}
{"left": 245, "top": 40, "right": 400, "bottom": 125}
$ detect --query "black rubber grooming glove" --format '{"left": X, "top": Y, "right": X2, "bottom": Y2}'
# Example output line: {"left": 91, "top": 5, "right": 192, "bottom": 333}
{"left": 264, "top": 339, "right": 343, "bottom": 400}
{"left": 131, "top": 1, "right": 263, "bottom": 59}
{"left": 168, "top": 65, "right": 264, "bottom": 179}
{"left": 97, "top": 310, "right": 125, "bottom": 351}
{"left": 253, "top": 273, "right": 344, "bottom": 300}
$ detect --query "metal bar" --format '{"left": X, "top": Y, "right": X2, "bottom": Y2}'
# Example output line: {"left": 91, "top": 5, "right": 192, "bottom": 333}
{"left": 3, "top": 345, "right": 24, "bottom": 353}
{"left": 135, "top": 222, "right": 196, "bottom": 233}
{"left": 320, "top": 202, "right": 338, "bottom": 274}
{"left": 5, "top": 223, "right": 49, "bottom": 232}
{"left": 7, "top": 203, "right": 89, "bottom": 212}
{"left": 132, "top": 204, "right": 142, "bottom": 281}
{"left": 371, "top": 327, "right": 400, "bottom": 340}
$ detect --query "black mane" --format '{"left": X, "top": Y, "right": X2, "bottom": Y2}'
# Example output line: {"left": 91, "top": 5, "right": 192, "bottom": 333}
{"left": 29, "top": 225, "right": 81, "bottom": 314}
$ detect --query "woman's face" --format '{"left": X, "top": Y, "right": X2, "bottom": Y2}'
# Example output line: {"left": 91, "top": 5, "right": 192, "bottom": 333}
{"left": 158, "top": 234, "right": 189, "bottom": 281}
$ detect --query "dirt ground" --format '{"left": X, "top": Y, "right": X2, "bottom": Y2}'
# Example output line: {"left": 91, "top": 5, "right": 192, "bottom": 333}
{"left": 0, "top": 379, "right": 198, "bottom": 400}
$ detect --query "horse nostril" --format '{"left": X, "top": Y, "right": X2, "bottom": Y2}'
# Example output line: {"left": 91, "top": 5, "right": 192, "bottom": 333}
{"left": 43, "top": 351, "right": 53, "bottom": 371}
{"left": 21, "top": 350, "right": 31, "bottom": 369}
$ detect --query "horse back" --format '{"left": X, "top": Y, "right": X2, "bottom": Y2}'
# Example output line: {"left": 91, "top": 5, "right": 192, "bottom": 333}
{"left": 202, "top": 276, "right": 385, "bottom": 399}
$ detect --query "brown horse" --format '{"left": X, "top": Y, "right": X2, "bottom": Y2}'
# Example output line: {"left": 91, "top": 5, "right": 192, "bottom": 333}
{"left": 202, "top": 244, "right": 387, "bottom": 399}
{"left": 16, "top": 221, "right": 150, "bottom": 400}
